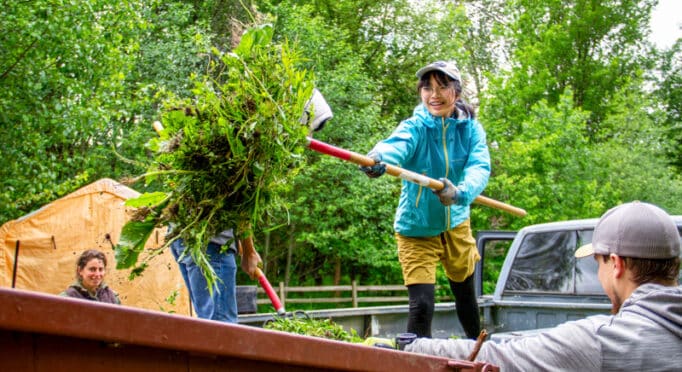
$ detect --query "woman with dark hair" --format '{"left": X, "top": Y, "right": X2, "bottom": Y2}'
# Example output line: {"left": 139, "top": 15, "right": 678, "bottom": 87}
{"left": 360, "top": 61, "right": 490, "bottom": 339}
{"left": 60, "top": 249, "right": 120, "bottom": 304}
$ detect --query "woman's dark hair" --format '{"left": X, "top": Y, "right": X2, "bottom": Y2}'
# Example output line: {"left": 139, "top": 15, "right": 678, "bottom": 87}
{"left": 417, "top": 70, "right": 476, "bottom": 119}
{"left": 76, "top": 249, "right": 107, "bottom": 271}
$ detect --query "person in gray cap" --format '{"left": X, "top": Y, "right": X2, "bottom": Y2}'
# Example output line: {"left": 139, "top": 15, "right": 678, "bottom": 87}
{"left": 386, "top": 201, "right": 681, "bottom": 371}
{"left": 360, "top": 61, "right": 490, "bottom": 339}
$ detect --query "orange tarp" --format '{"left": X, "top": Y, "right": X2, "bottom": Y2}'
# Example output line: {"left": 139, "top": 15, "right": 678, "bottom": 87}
{"left": 0, "top": 178, "right": 191, "bottom": 315}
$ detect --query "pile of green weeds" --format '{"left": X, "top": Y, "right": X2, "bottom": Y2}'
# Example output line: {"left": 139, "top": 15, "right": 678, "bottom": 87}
{"left": 264, "top": 311, "right": 363, "bottom": 343}
{"left": 114, "top": 24, "right": 314, "bottom": 287}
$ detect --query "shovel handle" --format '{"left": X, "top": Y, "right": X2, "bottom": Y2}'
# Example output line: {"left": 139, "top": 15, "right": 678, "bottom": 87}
{"left": 255, "top": 268, "right": 285, "bottom": 316}
{"left": 307, "top": 138, "right": 527, "bottom": 217}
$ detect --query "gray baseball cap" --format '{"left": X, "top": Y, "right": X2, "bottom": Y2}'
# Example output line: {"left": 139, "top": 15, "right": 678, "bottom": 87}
{"left": 416, "top": 61, "right": 461, "bottom": 82}
{"left": 575, "top": 201, "right": 680, "bottom": 259}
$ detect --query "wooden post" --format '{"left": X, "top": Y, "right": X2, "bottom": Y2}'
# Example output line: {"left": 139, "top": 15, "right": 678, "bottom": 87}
{"left": 11, "top": 240, "right": 20, "bottom": 288}
{"left": 352, "top": 280, "right": 358, "bottom": 308}
{"left": 279, "top": 282, "right": 286, "bottom": 307}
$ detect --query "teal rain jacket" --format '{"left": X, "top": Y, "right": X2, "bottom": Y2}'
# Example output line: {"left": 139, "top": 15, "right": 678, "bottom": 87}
{"left": 372, "top": 104, "right": 490, "bottom": 237}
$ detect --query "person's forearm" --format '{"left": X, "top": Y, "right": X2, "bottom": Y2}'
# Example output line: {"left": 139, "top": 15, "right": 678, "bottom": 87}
{"left": 239, "top": 235, "right": 256, "bottom": 256}
{"left": 406, "top": 338, "right": 475, "bottom": 360}
{"left": 239, "top": 235, "right": 262, "bottom": 279}
{"left": 406, "top": 319, "right": 602, "bottom": 371}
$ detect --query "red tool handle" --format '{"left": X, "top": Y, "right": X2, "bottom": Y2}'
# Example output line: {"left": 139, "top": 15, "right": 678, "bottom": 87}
{"left": 307, "top": 137, "right": 527, "bottom": 217}
{"left": 256, "top": 268, "right": 285, "bottom": 316}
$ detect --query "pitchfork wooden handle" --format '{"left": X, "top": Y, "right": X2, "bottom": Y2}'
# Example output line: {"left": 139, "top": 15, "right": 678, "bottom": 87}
{"left": 307, "top": 138, "right": 527, "bottom": 217}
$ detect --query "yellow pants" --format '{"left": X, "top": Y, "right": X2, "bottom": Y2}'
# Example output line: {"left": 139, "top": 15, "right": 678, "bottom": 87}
{"left": 397, "top": 219, "right": 480, "bottom": 285}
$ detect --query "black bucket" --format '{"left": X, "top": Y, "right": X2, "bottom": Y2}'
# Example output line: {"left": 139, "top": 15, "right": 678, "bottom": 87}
{"left": 236, "top": 285, "right": 258, "bottom": 314}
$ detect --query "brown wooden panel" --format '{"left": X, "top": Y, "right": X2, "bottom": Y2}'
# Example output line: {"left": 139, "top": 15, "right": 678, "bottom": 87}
{"left": 0, "top": 330, "right": 339, "bottom": 372}
{"left": 0, "top": 331, "right": 35, "bottom": 371}
{"left": 0, "top": 288, "right": 497, "bottom": 371}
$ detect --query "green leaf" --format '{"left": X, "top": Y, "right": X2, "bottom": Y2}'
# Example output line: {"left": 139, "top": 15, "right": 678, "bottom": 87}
{"left": 234, "top": 23, "right": 273, "bottom": 56}
{"left": 128, "top": 262, "right": 149, "bottom": 280}
{"left": 124, "top": 192, "right": 168, "bottom": 208}
{"left": 115, "top": 219, "right": 157, "bottom": 269}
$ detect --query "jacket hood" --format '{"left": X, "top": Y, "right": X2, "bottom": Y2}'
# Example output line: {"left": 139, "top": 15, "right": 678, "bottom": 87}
{"left": 623, "top": 283, "right": 682, "bottom": 338}
{"left": 412, "top": 103, "right": 471, "bottom": 128}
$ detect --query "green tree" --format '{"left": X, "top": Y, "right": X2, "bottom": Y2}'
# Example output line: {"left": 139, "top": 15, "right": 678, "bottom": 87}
{"left": 651, "top": 40, "right": 682, "bottom": 172}
{"left": 474, "top": 0, "right": 682, "bottom": 289}
{"left": 249, "top": 2, "right": 402, "bottom": 286}
{"left": 0, "top": 1, "right": 243, "bottom": 224}
{"left": 484, "top": 0, "right": 657, "bottom": 140}
{"left": 0, "top": 0, "right": 149, "bottom": 223}
{"left": 249, "top": 0, "right": 500, "bottom": 288}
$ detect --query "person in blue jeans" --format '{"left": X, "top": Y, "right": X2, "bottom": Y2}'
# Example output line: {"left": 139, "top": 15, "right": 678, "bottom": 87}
{"left": 170, "top": 88, "right": 333, "bottom": 323}
{"left": 170, "top": 230, "right": 256, "bottom": 322}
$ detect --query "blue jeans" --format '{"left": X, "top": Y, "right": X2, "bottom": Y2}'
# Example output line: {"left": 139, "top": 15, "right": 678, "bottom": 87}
{"left": 170, "top": 238, "right": 238, "bottom": 323}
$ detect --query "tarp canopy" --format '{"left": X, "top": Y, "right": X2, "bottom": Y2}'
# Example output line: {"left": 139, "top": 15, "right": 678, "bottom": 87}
{"left": 0, "top": 178, "right": 191, "bottom": 315}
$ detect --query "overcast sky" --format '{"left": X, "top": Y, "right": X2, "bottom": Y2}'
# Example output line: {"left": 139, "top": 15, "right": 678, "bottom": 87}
{"left": 650, "top": 0, "right": 682, "bottom": 48}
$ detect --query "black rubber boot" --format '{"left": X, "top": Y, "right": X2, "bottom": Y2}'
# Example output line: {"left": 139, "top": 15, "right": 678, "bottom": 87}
{"left": 406, "top": 284, "right": 435, "bottom": 338}
{"left": 449, "top": 275, "right": 481, "bottom": 339}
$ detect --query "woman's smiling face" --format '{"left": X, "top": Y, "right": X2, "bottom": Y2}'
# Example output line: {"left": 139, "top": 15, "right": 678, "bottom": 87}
{"left": 420, "top": 74, "right": 457, "bottom": 118}
{"left": 78, "top": 258, "right": 106, "bottom": 293}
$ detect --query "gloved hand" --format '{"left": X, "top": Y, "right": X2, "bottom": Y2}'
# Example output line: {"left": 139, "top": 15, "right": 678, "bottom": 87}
{"left": 362, "top": 337, "right": 396, "bottom": 349}
{"left": 362, "top": 333, "right": 417, "bottom": 350}
{"left": 358, "top": 151, "right": 386, "bottom": 178}
{"left": 434, "top": 177, "right": 459, "bottom": 206}
{"left": 300, "top": 88, "right": 333, "bottom": 132}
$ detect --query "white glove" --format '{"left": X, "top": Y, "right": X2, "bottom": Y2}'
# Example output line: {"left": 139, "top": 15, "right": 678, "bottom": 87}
{"left": 300, "top": 88, "right": 333, "bottom": 131}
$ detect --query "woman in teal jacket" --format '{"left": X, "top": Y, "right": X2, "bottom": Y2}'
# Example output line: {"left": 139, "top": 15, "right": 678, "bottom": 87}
{"left": 361, "top": 61, "right": 490, "bottom": 339}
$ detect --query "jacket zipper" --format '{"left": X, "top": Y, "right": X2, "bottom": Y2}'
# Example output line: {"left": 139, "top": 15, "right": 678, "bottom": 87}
{"left": 442, "top": 117, "right": 451, "bottom": 231}
{"left": 416, "top": 183, "right": 422, "bottom": 208}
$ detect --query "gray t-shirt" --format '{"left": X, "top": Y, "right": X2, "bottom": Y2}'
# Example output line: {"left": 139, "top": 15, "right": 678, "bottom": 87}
{"left": 167, "top": 224, "right": 238, "bottom": 253}
{"left": 209, "top": 229, "right": 238, "bottom": 253}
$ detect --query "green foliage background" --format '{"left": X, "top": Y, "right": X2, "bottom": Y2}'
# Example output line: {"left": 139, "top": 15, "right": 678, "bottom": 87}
{"left": 2, "top": 0, "right": 680, "bottom": 301}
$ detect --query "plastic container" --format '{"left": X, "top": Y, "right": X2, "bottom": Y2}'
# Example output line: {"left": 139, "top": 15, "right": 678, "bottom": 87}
{"left": 236, "top": 285, "right": 258, "bottom": 314}
{"left": 396, "top": 332, "right": 418, "bottom": 350}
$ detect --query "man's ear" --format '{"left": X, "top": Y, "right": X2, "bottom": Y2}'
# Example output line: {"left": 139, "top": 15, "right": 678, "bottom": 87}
{"left": 610, "top": 254, "right": 626, "bottom": 278}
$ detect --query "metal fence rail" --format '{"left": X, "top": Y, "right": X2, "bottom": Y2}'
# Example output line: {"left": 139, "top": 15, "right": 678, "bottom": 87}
{"left": 256, "top": 281, "right": 452, "bottom": 307}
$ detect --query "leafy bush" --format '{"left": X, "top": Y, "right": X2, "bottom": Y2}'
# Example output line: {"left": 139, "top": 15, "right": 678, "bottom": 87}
{"left": 114, "top": 24, "right": 315, "bottom": 287}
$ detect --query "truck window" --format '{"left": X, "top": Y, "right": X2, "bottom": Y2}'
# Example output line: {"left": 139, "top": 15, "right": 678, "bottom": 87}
{"left": 574, "top": 229, "right": 605, "bottom": 294}
{"left": 504, "top": 230, "right": 577, "bottom": 292}
{"left": 482, "top": 239, "right": 514, "bottom": 294}
{"left": 679, "top": 227, "right": 682, "bottom": 282}
{"left": 504, "top": 229, "right": 606, "bottom": 295}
